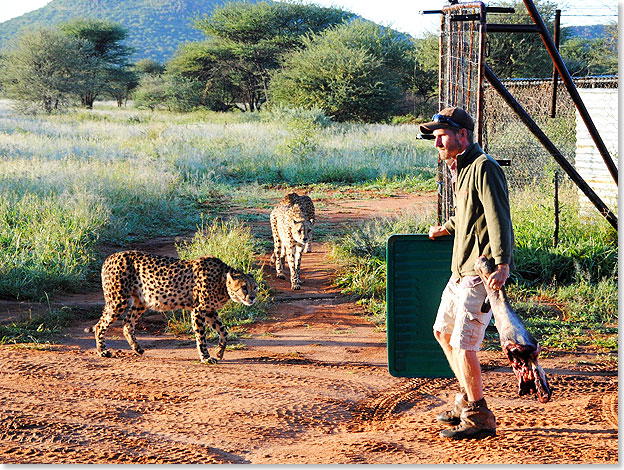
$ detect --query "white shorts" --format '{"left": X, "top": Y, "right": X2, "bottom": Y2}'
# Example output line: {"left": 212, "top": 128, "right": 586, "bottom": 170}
{"left": 432, "top": 277, "right": 491, "bottom": 351}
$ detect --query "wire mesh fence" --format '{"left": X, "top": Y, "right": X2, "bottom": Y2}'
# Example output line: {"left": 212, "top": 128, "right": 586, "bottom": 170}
{"left": 482, "top": 76, "right": 618, "bottom": 212}
{"left": 437, "top": 2, "right": 618, "bottom": 226}
{"left": 483, "top": 77, "right": 617, "bottom": 186}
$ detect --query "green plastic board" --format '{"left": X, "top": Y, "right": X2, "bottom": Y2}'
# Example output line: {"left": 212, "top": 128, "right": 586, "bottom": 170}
{"left": 386, "top": 234, "right": 454, "bottom": 378}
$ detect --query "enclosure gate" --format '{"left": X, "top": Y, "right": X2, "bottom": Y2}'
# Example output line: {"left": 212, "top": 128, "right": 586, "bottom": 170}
{"left": 433, "top": 0, "right": 617, "bottom": 229}
{"left": 437, "top": 2, "right": 486, "bottom": 223}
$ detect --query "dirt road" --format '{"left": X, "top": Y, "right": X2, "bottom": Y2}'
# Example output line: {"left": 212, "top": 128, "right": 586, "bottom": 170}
{"left": 0, "top": 193, "right": 617, "bottom": 464}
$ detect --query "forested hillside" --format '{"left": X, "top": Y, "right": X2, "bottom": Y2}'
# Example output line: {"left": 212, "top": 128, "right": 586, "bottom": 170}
{"left": 0, "top": 0, "right": 251, "bottom": 63}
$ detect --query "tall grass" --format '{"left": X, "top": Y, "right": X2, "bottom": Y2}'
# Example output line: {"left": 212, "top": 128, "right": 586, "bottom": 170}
{"left": 168, "top": 218, "right": 270, "bottom": 338}
{"left": 330, "top": 184, "right": 617, "bottom": 351}
{"left": 0, "top": 100, "right": 435, "bottom": 300}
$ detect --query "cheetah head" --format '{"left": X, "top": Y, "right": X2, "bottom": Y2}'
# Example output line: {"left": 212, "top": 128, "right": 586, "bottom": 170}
{"left": 291, "top": 218, "right": 312, "bottom": 246}
{"left": 226, "top": 271, "right": 258, "bottom": 306}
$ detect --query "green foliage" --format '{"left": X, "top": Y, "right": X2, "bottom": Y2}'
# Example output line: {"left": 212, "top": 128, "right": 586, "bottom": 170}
{"left": 0, "top": 28, "right": 98, "bottom": 113}
{"left": 180, "top": 1, "right": 354, "bottom": 111}
{"left": 0, "top": 184, "right": 106, "bottom": 300}
{"left": 560, "top": 29, "right": 618, "bottom": 76}
{"left": 511, "top": 186, "right": 617, "bottom": 285}
{"left": 0, "top": 0, "right": 214, "bottom": 64}
{"left": 332, "top": 211, "right": 435, "bottom": 297}
{"left": 59, "top": 18, "right": 133, "bottom": 108}
{"left": 134, "top": 74, "right": 204, "bottom": 112}
{"left": 172, "top": 217, "right": 270, "bottom": 334}
{"left": 410, "top": 33, "right": 439, "bottom": 118}
{"left": 269, "top": 20, "right": 415, "bottom": 122}
{"left": 0, "top": 307, "right": 75, "bottom": 345}
{"left": 486, "top": 0, "right": 557, "bottom": 78}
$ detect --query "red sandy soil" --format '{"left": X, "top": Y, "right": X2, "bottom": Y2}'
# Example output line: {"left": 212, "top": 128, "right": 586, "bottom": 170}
{"left": 0, "top": 192, "right": 617, "bottom": 464}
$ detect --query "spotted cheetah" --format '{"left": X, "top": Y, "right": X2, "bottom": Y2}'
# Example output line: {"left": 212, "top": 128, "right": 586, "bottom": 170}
{"left": 270, "top": 193, "right": 315, "bottom": 290}
{"left": 88, "top": 250, "right": 258, "bottom": 363}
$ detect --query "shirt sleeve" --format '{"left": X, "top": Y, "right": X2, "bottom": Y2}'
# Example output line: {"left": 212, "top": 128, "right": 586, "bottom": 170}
{"left": 477, "top": 159, "right": 514, "bottom": 266}
{"left": 443, "top": 215, "right": 456, "bottom": 234}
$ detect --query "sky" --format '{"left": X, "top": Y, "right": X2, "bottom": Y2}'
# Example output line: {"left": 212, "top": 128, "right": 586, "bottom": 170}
{"left": 0, "top": 0, "right": 619, "bottom": 38}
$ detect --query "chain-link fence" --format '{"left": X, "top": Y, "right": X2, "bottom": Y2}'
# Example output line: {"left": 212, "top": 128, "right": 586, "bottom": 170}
{"left": 482, "top": 76, "right": 618, "bottom": 194}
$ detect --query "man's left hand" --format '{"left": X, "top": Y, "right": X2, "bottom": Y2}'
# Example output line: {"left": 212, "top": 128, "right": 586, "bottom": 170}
{"left": 487, "top": 263, "right": 509, "bottom": 290}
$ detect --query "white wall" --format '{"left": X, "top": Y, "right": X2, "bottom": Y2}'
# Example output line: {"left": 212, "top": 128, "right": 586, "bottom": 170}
{"left": 575, "top": 88, "right": 618, "bottom": 213}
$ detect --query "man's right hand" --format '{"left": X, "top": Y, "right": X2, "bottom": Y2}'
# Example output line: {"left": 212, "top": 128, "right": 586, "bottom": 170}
{"left": 428, "top": 225, "right": 450, "bottom": 240}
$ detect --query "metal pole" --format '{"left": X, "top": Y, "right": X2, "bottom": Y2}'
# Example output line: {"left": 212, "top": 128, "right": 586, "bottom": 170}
{"left": 522, "top": 0, "right": 618, "bottom": 185}
{"left": 484, "top": 65, "right": 617, "bottom": 231}
{"left": 549, "top": 9, "right": 561, "bottom": 118}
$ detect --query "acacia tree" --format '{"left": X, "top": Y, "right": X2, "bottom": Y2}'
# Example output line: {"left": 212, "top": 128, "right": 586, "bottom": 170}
{"left": 59, "top": 19, "right": 133, "bottom": 108}
{"left": 410, "top": 33, "right": 439, "bottom": 118}
{"left": 0, "top": 28, "right": 98, "bottom": 113}
{"left": 269, "top": 20, "right": 416, "bottom": 122}
{"left": 560, "top": 23, "right": 618, "bottom": 77}
{"left": 486, "top": 0, "right": 557, "bottom": 78}
{"left": 168, "top": 1, "right": 353, "bottom": 111}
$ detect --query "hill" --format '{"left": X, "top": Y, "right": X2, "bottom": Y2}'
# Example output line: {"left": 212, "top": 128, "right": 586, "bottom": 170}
{"left": 0, "top": 0, "right": 256, "bottom": 64}
{"left": 561, "top": 24, "right": 612, "bottom": 41}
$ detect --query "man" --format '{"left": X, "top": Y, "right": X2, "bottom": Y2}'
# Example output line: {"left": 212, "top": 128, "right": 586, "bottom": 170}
{"left": 419, "top": 107, "right": 514, "bottom": 440}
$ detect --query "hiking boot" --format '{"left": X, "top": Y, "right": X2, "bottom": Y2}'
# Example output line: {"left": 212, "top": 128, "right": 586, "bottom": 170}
{"left": 436, "top": 391, "right": 468, "bottom": 426}
{"left": 440, "top": 398, "right": 496, "bottom": 440}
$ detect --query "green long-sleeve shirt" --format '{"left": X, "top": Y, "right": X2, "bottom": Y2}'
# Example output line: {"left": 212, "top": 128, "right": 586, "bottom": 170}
{"left": 443, "top": 143, "right": 514, "bottom": 278}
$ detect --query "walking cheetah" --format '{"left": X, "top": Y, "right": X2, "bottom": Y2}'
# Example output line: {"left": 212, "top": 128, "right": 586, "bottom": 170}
{"left": 270, "top": 193, "right": 315, "bottom": 290}
{"left": 278, "top": 193, "right": 315, "bottom": 253}
{"left": 88, "top": 250, "right": 258, "bottom": 363}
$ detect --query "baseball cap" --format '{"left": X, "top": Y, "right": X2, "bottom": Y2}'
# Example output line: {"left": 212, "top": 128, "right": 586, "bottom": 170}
{"left": 419, "top": 107, "right": 474, "bottom": 139}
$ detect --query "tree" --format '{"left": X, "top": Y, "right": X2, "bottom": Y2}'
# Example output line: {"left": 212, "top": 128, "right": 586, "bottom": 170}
{"left": 269, "top": 20, "right": 416, "bottom": 122}
{"left": 59, "top": 19, "right": 133, "bottom": 108}
{"left": 0, "top": 28, "right": 98, "bottom": 113}
{"left": 410, "top": 33, "right": 440, "bottom": 118}
{"left": 486, "top": 0, "right": 557, "bottom": 78}
{"left": 133, "top": 74, "right": 203, "bottom": 112}
{"left": 169, "top": 1, "right": 354, "bottom": 111}
{"left": 560, "top": 23, "right": 618, "bottom": 76}
{"left": 134, "top": 59, "right": 166, "bottom": 76}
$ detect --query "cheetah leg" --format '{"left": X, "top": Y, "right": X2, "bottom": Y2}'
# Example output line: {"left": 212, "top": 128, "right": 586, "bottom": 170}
{"left": 94, "top": 299, "right": 127, "bottom": 358}
{"left": 122, "top": 299, "right": 147, "bottom": 355}
{"left": 271, "top": 218, "right": 285, "bottom": 279}
{"left": 287, "top": 246, "right": 301, "bottom": 290}
{"left": 206, "top": 311, "right": 228, "bottom": 360}
{"left": 191, "top": 309, "right": 216, "bottom": 364}
{"left": 305, "top": 222, "right": 314, "bottom": 253}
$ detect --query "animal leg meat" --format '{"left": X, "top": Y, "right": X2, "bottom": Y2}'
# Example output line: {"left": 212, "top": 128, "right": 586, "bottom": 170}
{"left": 474, "top": 255, "right": 552, "bottom": 403}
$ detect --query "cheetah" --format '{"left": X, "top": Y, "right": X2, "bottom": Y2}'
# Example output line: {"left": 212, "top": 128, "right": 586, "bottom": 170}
{"left": 270, "top": 193, "right": 315, "bottom": 290}
{"left": 87, "top": 250, "right": 258, "bottom": 363}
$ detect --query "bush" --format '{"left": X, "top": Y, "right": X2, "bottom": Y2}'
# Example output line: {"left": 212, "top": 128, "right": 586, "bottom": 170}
{"left": 269, "top": 20, "right": 414, "bottom": 122}
{"left": 174, "top": 218, "right": 270, "bottom": 329}
{"left": 133, "top": 74, "right": 203, "bottom": 112}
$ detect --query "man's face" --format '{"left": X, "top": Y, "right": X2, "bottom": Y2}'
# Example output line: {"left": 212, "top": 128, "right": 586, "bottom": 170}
{"left": 433, "top": 128, "right": 467, "bottom": 164}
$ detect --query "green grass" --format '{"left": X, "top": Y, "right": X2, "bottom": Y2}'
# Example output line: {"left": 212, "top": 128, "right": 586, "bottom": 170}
{"left": 165, "top": 218, "right": 271, "bottom": 340}
{"left": 330, "top": 186, "right": 617, "bottom": 352}
{"left": 0, "top": 99, "right": 435, "bottom": 300}
{"left": 0, "top": 307, "right": 75, "bottom": 346}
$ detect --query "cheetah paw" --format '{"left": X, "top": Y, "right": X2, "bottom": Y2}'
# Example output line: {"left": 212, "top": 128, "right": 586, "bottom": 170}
{"left": 98, "top": 350, "right": 112, "bottom": 358}
{"left": 276, "top": 273, "right": 286, "bottom": 279}
{"left": 201, "top": 356, "right": 218, "bottom": 365}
